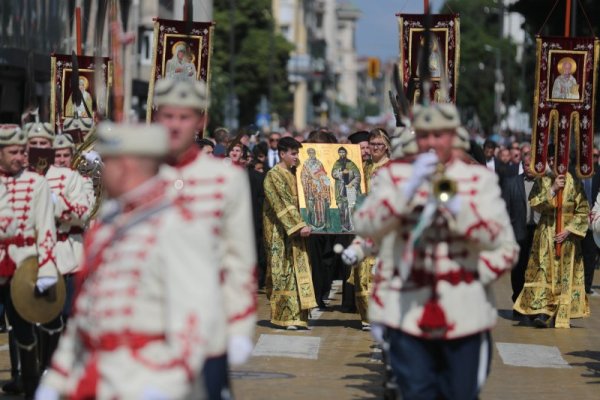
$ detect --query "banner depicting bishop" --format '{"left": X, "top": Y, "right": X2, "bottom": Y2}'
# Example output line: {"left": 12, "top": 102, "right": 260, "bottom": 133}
{"left": 531, "top": 36, "right": 599, "bottom": 178}
{"left": 50, "top": 55, "right": 111, "bottom": 133}
{"left": 397, "top": 14, "right": 460, "bottom": 104}
{"left": 146, "top": 18, "right": 214, "bottom": 122}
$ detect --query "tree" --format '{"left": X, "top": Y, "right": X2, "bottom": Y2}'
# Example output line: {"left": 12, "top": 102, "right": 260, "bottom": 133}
{"left": 209, "top": 0, "right": 293, "bottom": 132}
{"left": 440, "top": 0, "right": 524, "bottom": 134}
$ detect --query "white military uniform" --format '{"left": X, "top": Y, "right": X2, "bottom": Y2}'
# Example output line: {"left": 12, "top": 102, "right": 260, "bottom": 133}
{"left": 154, "top": 78, "right": 257, "bottom": 359}
{"left": 355, "top": 155, "right": 518, "bottom": 340}
{"left": 160, "top": 148, "right": 257, "bottom": 356}
{"left": 46, "top": 165, "right": 92, "bottom": 274}
{"left": 41, "top": 123, "right": 221, "bottom": 399}
{"left": 0, "top": 168, "right": 57, "bottom": 283}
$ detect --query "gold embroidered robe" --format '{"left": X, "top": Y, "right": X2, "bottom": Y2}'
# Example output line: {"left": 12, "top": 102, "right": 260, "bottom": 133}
{"left": 514, "top": 173, "right": 590, "bottom": 327}
{"left": 263, "top": 165, "right": 317, "bottom": 327}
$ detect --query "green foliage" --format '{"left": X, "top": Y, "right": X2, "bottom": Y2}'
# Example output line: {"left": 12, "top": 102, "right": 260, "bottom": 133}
{"left": 441, "top": 0, "right": 525, "bottom": 134}
{"left": 209, "top": 0, "right": 293, "bottom": 131}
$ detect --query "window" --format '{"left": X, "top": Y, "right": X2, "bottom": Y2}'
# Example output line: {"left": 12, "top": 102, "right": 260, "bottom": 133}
{"left": 139, "top": 28, "right": 154, "bottom": 66}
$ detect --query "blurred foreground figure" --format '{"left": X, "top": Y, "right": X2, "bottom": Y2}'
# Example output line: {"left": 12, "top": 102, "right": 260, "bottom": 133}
{"left": 353, "top": 103, "right": 518, "bottom": 399}
{"left": 38, "top": 123, "right": 220, "bottom": 399}
{"left": 155, "top": 78, "right": 257, "bottom": 399}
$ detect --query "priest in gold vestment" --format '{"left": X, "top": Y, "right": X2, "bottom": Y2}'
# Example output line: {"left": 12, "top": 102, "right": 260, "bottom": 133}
{"left": 514, "top": 164, "right": 590, "bottom": 328}
{"left": 264, "top": 137, "right": 317, "bottom": 329}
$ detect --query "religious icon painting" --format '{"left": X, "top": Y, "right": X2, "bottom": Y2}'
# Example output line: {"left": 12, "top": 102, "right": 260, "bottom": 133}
{"left": 397, "top": 14, "right": 460, "bottom": 104}
{"left": 50, "top": 54, "right": 112, "bottom": 133}
{"left": 296, "top": 144, "right": 367, "bottom": 234}
{"left": 531, "top": 36, "right": 599, "bottom": 178}
{"left": 146, "top": 18, "right": 214, "bottom": 122}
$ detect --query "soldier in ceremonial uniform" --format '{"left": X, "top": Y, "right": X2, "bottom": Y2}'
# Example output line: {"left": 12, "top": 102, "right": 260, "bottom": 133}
{"left": 353, "top": 103, "right": 518, "bottom": 399}
{"left": 0, "top": 124, "right": 58, "bottom": 399}
{"left": 154, "top": 79, "right": 257, "bottom": 399}
{"left": 38, "top": 123, "right": 222, "bottom": 399}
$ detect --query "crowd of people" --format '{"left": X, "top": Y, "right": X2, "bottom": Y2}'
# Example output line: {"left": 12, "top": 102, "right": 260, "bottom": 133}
{"left": 0, "top": 73, "right": 596, "bottom": 399}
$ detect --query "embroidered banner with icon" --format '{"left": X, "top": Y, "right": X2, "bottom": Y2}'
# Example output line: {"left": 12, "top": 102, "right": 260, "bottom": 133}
{"left": 50, "top": 54, "right": 112, "bottom": 133}
{"left": 146, "top": 18, "right": 214, "bottom": 122}
{"left": 396, "top": 14, "right": 460, "bottom": 104}
{"left": 531, "top": 36, "right": 599, "bottom": 178}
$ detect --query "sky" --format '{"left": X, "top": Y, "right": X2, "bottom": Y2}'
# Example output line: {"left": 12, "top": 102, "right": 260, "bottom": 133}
{"left": 354, "top": 0, "right": 445, "bottom": 61}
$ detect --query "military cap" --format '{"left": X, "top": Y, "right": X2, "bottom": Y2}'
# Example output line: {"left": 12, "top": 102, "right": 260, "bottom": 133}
{"left": 412, "top": 103, "right": 461, "bottom": 132}
{"left": 53, "top": 134, "right": 75, "bottom": 150}
{"left": 0, "top": 125, "right": 27, "bottom": 146}
{"left": 63, "top": 117, "right": 94, "bottom": 133}
{"left": 348, "top": 131, "right": 369, "bottom": 144}
{"left": 153, "top": 78, "right": 209, "bottom": 111}
{"left": 95, "top": 122, "right": 168, "bottom": 158}
{"left": 26, "top": 122, "right": 55, "bottom": 141}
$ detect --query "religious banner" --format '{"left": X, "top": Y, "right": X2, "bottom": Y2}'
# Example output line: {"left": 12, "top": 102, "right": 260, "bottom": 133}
{"left": 50, "top": 54, "right": 112, "bottom": 133}
{"left": 531, "top": 36, "right": 599, "bottom": 178}
{"left": 146, "top": 18, "right": 214, "bottom": 122}
{"left": 396, "top": 14, "right": 460, "bottom": 104}
{"left": 296, "top": 144, "right": 366, "bottom": 234}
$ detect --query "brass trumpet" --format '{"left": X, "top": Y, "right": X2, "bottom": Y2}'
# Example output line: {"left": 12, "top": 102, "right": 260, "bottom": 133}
{"left": 431, "top": 163, "right": 457, "bottom": 203}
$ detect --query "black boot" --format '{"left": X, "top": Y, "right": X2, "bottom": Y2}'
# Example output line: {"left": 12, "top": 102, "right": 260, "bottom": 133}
{"left": 39, "top": 330, "right": 61, "bottom": 372}
{"left": 2, "top": 330, "right": 23, "bottom": 395}
{"left": 18, "top": 345, "right": 40, "bottom": 400}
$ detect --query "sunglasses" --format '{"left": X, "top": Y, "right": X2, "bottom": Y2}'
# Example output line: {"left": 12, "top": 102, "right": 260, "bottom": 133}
{"left": 269, "top": 138, "right": 279, "bottom": 142}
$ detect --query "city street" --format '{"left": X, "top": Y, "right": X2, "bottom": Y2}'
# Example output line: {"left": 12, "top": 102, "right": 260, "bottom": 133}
{"left": 0, "top": 273, "right": 598, "bottom": 399}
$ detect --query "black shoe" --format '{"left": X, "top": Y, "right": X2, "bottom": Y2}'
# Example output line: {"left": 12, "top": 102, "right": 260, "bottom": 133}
{"left": 533, "top": 314, "right": 554, "bottom": 328}
{"left": 512, "top": 310, "right": 524, "bottom": 321}
{"left": 2, "top": 376, "right": 23, "bottom": 395}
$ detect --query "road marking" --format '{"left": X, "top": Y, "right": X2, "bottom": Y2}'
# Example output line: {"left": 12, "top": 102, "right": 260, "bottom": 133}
{"left": 496, "top": 342, "right": 571, "bottom": 368}
{"left": 230, "top": 370, "right": 295, "bottom": 380}
{"left": 252, "top": 334, "right": 321, "bottom": 360}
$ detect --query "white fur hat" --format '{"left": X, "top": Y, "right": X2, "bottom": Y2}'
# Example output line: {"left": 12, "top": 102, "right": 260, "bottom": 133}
{"left": 26, "top": 122, "right": 55, "bottom": 141}
{"left": 63, "top": 117, "right": 94, "bottom": 133}
{"left": 412, "top": 103, "right": 461, "bottom": 132}
{"left": 95, "top": 122, "right": 168, "bottom": 158}
{"left": 153, "top": 78, "right": 209, "bottom": 111}
{"left": 53, "top": 134, "right": 75, "bottom": 150}
{"left": 0, "top": 125, "right": 27, "bottom": 146}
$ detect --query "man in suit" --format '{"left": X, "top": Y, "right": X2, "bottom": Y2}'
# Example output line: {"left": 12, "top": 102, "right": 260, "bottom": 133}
{"left": 266, "top": 132, "right": 281, "bottom": 170}
{"left": 484, "top": 139, "right": 510, "bottom": 187}
{"left": 581, "top": 148, "right": 600, "bottom": 294}
{"left": 502, "top": 145, "right": 537, "bottom": 308}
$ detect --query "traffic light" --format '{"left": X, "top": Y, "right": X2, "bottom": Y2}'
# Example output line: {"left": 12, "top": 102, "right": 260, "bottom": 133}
{"left": 368, "top": 57, "right": 380, "bottom": 79}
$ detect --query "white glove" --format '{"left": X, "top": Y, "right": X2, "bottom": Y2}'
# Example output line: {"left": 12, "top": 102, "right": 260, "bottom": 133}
{"left": 227, "top": 335, "right": 254, "bottom": 366}
{"left": 36, "top": 276, "right": 58, "bottom": 293}
{"left": 403, "top": 152, "right": 439, "bottom": 199}
{"left": 341, "top": 247, "right": 358, "bottom": 266}
{"left": 50, "top": 192, "right": 58, "bottom": 205}
{"left": 443, "top": 193, "right": 462, "bottom": 216}
{"left": 141, "top": 387, "right": 170, "bottom": 400}
{"left": 35, "top": 385, "right": 60, "bottom": 400}
{"left": 370, "top": 323, "right": 385, "bottom": 344}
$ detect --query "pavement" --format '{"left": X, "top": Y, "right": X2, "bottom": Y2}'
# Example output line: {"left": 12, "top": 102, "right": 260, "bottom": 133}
{"left": 0, "top": 274, "right": 598, "bottom": 399}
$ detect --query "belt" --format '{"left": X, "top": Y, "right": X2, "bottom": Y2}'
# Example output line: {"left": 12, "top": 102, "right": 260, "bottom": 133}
{"left": 80, "top": 330, "right": 166, "bottom": 352}
{"left": 0, "top": 236, "right": 36, "bottom": 278}
{"left": 73, "top": 331, "right": 166, "bottom": 400}
{"left": 57, "top": 227, "right": 85, "bottom": 242}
